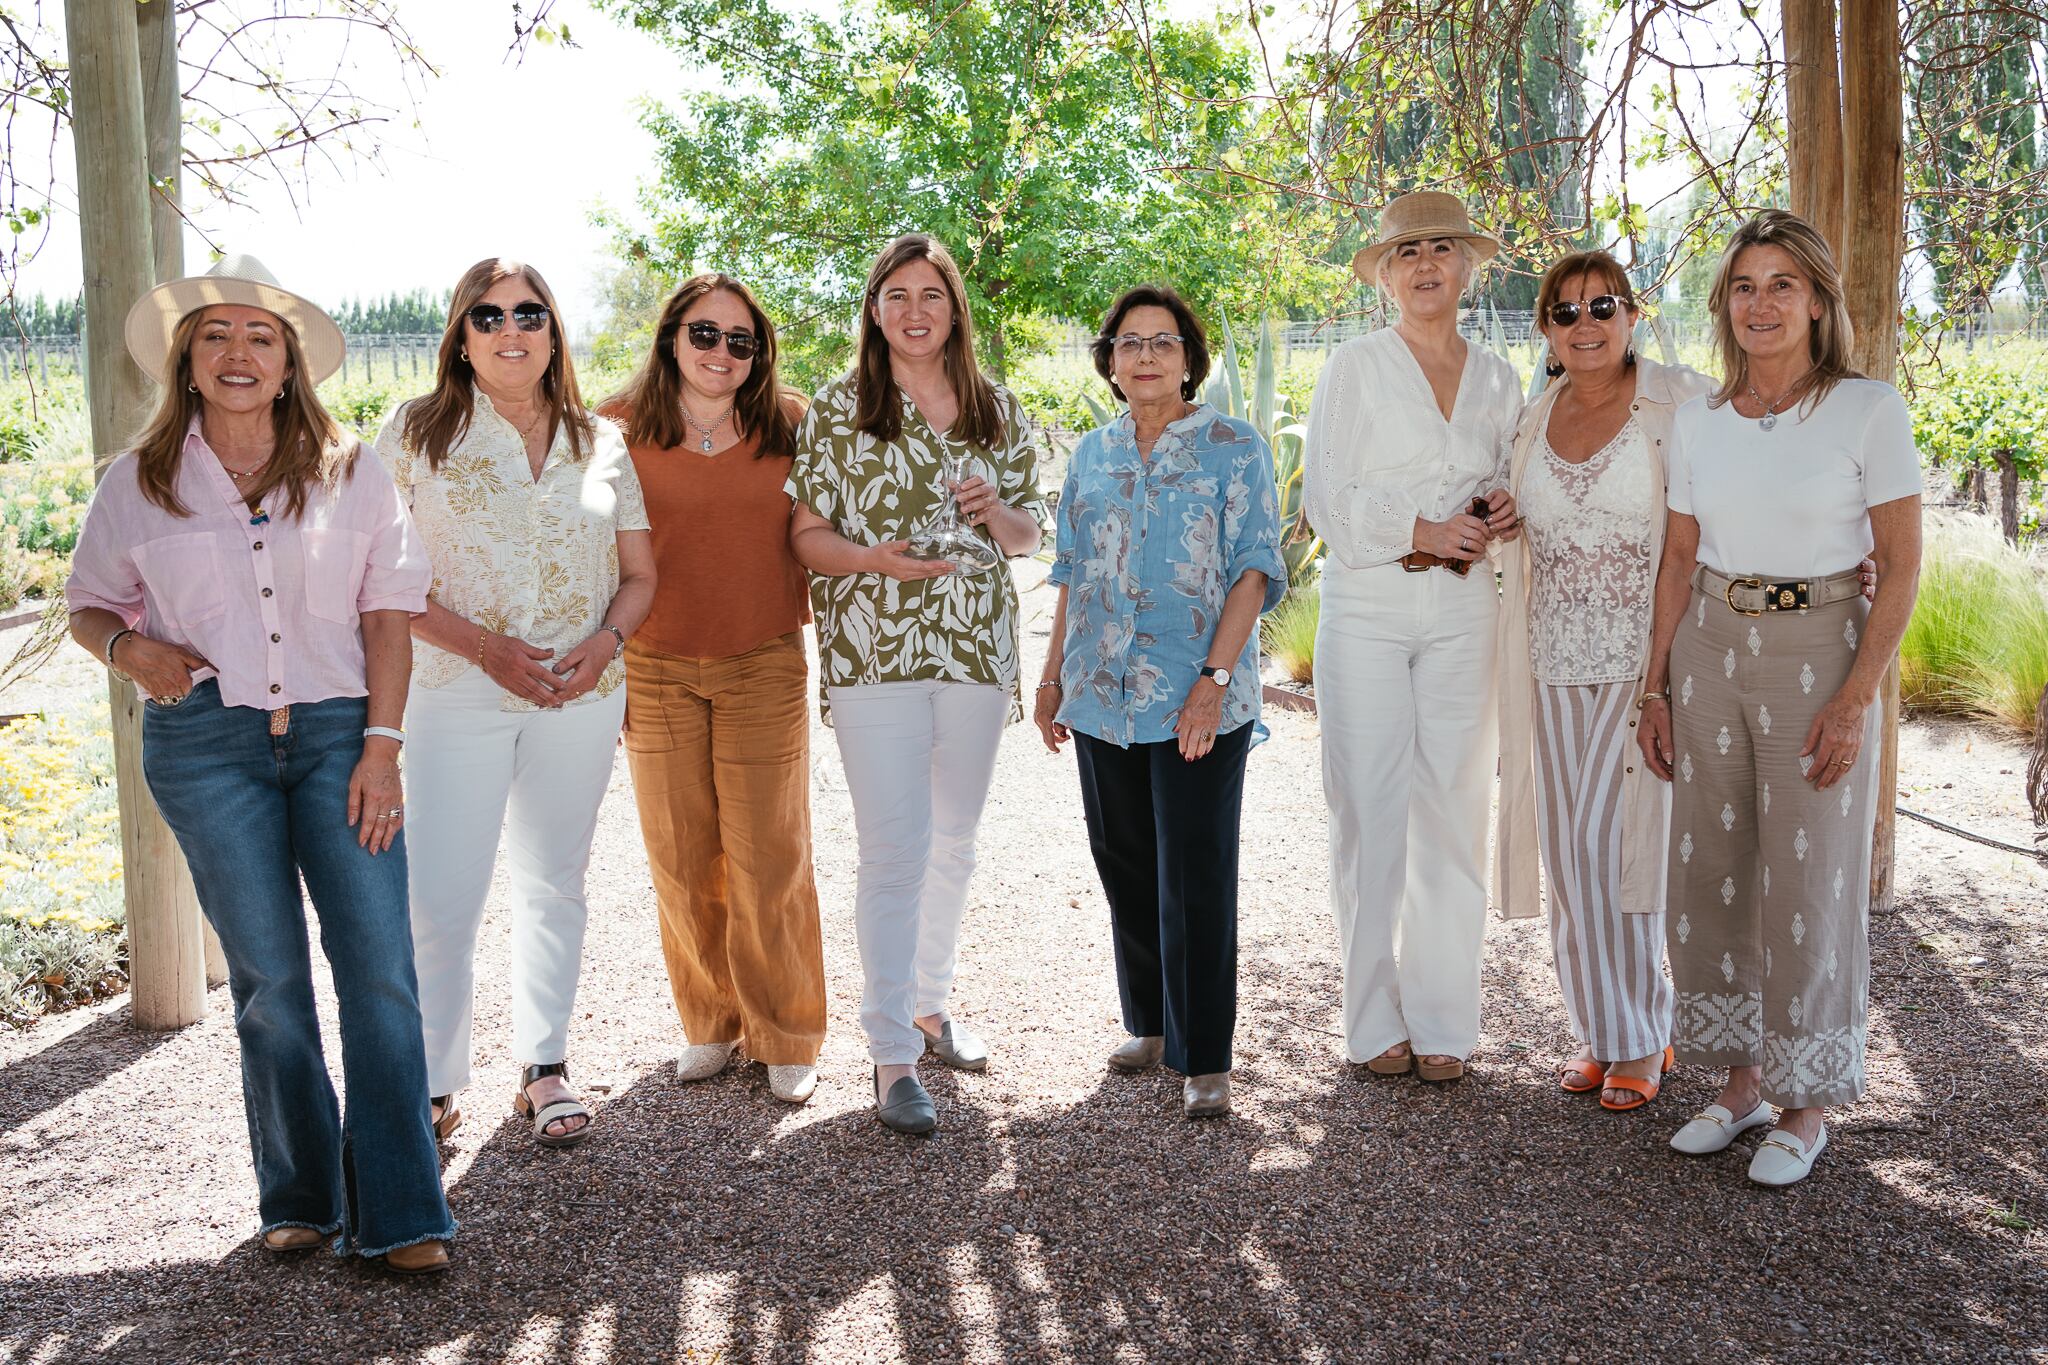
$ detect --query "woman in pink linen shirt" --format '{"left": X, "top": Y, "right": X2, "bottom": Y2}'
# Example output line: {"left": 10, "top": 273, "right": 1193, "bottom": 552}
{"left": 64, "top": 256, "right": 454, "bottom": 1276}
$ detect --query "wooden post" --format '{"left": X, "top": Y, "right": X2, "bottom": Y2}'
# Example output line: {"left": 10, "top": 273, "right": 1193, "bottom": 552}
{"left": 136, "top": 0, "right": 225, "bottom": 988}
{"left": 1840, "top": 0, "right": 1907, "bottom": 913}
{"left": 66, "top": 0, "right": 208, "bottom": 1029}
{"left": 1783, "top": 0, "right": 1846, "bottom": 252}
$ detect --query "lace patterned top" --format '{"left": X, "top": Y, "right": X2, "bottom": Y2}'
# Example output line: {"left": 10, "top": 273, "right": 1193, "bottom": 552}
{"left": 1520, "top": 415, "right": 1656, "bottom": 685}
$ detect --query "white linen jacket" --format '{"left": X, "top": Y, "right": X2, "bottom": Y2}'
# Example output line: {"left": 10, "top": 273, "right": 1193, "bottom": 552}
{"left": 1493, "top": 356, "right": 1716, "bottom": 920}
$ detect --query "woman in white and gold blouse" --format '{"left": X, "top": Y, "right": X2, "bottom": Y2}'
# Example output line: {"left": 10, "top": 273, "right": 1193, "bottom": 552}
{"left": 1302, "top": 192, "right": 1521, "bottom": 1084}
{"left": 375, "top": 259, "right": 655, "bottom": 1150}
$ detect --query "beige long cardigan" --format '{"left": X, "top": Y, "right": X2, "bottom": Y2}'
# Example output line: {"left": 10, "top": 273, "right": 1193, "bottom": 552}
{"left": 1493, "top": 356, "right": 1716, "bottom": 921}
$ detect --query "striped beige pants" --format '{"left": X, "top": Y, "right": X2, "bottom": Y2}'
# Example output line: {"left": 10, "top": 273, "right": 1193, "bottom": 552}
{"left": 1534, "top": 681, "right": 1672, "bottom": 1060}
{"left": 1666, "top": 579, "right": 1878, "bottom": 1108}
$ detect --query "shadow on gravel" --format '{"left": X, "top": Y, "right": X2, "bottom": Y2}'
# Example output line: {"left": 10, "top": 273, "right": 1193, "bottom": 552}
{"left": 0, "top": 1004, "right": 184, "bottom": 1138}
{"left": 2, "top": 892, "right": 2043, "bottom": 1362}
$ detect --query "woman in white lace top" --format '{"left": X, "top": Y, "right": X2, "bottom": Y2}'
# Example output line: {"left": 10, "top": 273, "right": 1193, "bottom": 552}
{"left": 1302, "top": 192, "right": 1522, "bottom": 1083}
{"left": 1494, "top": 251, "right": 1714, "bottom": 1113}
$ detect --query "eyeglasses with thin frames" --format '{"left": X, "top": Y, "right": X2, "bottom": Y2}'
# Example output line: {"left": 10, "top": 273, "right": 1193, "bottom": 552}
{"left": 1112, "top": 332, "right": 1184, "bottom": 357}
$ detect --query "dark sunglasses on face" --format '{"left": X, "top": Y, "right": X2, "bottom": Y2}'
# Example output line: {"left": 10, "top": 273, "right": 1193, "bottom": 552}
{"left": 685, "top": 321, "right": 761, "bottom": 360}
{"left": 1547, "top": 295, "right": 1625, "bottom": 327}
{"left": 466, "top": 301, "right": 552, "bottom": 334}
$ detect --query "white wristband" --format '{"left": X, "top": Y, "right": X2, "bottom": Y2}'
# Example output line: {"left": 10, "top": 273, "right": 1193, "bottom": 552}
{"left": 363, "top": 726, "right": 405, "bottom": 745}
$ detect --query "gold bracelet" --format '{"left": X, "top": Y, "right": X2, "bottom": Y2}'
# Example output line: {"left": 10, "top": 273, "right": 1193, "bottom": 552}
{"left": 1636, "top": 690, "right": 1670, "bottom": 710}
{"left": 476, "top": 628, "right": 488, "bottom": 665}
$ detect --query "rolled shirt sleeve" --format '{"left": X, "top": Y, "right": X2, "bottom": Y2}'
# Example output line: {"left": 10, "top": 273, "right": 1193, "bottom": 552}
{"left": 1226, "top": 430, "right": 1289, "bottom": 612}
{"left": 63, "top": 461, "right": 147, "bottom": 628}
{"left": 1047, "top": 439, "right": 1087, "bottom": 589}
{"left": 350, "top": 443, "right": 432, "bottom": 615}
{"left": 994, "top": 391, "right": 1051, "bottom": 549}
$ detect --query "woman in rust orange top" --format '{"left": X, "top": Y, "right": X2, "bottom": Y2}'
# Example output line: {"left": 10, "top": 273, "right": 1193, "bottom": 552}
{"left": 603, "top": 273, "right": 825, "bottom": 1104}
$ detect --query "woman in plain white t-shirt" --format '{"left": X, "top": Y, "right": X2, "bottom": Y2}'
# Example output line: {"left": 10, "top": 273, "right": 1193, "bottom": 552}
{"left": 1639, "top": 209, "right": 1921, "bottom": 1189}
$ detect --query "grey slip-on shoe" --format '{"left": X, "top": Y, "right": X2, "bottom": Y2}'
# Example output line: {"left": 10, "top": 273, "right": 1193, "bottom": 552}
{"left": 919, "top": 1019, "right": 989, "bottom": 1072}
{"left": 874, "top": 1070, "right": 938, "bottom": 1135}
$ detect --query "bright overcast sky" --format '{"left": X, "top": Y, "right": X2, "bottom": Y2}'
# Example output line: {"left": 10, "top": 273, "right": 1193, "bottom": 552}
{"left": 16, "top": 0, "right": 684, "bottom": 332}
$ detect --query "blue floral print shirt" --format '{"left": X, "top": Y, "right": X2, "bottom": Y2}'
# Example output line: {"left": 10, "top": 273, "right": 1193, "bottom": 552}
{"left": 1049, "top": 404, "right": 1288, "bottom": 748}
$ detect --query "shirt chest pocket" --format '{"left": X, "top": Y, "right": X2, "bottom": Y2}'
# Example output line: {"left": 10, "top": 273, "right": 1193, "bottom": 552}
{"left": 300, "top": 527, "right": 371, "bottom": 624}
{"left": 131, "top": 532, "right": 226, "bottom": 632}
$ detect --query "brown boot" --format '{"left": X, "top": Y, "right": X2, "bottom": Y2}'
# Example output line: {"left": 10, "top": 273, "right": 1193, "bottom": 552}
{"left": 383, "top": 1240, "right": 451, "bottom": 1276}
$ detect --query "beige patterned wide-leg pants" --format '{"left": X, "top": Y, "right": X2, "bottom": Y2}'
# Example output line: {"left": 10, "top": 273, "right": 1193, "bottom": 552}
{"left": 1666, "top": 582, "right": 1879, "bottom": 1108}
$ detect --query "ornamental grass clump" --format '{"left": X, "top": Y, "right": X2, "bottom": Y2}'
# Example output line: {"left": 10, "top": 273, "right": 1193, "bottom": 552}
{"left": 1900, "top": 515, "right": 2048, "bottom": 737}
{"left": 0, "top": 698, "right": 125, "bottom": 1026}
{"left": 1262, "top": 586, "right": 1320, "bottom": 685}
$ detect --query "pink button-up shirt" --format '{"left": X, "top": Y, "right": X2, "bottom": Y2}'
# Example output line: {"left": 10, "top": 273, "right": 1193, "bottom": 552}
{"left": 66, "top": 418, "right": 430, "bottom": 710}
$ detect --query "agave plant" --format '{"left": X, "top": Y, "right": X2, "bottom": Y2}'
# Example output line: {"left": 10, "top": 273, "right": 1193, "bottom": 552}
{"left": 1201, "top": 318, "right": 1324, "bottom": 589}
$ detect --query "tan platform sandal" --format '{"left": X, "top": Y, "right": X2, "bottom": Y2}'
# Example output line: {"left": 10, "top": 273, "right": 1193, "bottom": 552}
{"left": 1365, "top": 1042, "right": 1415, "bottom": 1076}
{"left": 430, "top": 1093, "right": 462, "bottom": 1141}
{"left": 1415, "top": 1054, "right": 1466, "bottom": 1084}
{"left": 514, "top": 1061, "right": 592, "bottom": 1149}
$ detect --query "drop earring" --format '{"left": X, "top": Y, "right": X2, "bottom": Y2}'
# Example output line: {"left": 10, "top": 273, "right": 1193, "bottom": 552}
{"left": 1544, "top": 359, "right": 1565, "bottom": 378}
{"left": 1624, "top": 346, "right": 1636, "bottom": 365}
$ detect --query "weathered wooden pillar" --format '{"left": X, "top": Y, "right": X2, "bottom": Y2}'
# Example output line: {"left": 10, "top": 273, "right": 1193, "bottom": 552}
{"left": 67, "top": 0, "right": 208, "bottom": 1028}
{"left": 1784, "top": 0, "right": 1846, "bottom": 252}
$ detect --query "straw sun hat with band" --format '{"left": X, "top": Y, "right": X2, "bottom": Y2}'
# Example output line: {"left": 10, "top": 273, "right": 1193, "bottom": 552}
{"left": 1351, "top": 190, "right": 1501, "bottom": 286}
{"left": 124, "top": 253, "right": 346, "bottom": 386}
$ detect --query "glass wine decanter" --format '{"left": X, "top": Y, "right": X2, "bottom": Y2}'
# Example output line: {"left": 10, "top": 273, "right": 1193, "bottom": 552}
{"left": 905, "top": 449, "right": 1000, "bottom": 575}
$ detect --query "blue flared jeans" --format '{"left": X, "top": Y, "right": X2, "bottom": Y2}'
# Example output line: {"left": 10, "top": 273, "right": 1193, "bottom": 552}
{"left": 142, "top": 680, "right": 454, "bottom": 1257}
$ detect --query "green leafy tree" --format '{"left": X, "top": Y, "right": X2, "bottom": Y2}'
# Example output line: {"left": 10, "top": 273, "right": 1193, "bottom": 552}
{"left": 594, "top": 0, "right": 1338, "bottom": 383}
{"left": 1912, "top": 360, "right": 2047, "bottom": 544}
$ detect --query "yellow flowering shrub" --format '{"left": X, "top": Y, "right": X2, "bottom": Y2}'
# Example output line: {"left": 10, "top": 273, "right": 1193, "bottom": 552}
{"left": 0, "top": 695, "right": 125, "bottom": 1025}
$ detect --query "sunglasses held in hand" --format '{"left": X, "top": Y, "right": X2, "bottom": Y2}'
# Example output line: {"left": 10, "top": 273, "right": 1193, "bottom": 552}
{"left": 466, "top": 301, "right": 552, "bottom": 334}
{"left": 685, "top": 321, "right": 761, "bottom": 360}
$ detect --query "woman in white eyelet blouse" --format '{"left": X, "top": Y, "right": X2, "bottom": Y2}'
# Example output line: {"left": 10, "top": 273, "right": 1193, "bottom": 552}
{"left": 1301, "top": 191, "right": 1522, "bottom": 1082}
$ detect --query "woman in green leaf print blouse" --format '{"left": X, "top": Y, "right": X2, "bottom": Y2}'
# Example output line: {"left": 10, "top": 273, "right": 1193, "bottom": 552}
{"left": 786, "top": 233, "right": 1048, "bottom": 1136}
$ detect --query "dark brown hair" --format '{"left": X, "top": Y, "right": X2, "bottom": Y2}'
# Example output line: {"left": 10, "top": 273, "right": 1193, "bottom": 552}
{"left": 128, "top": 308, "right": 357, "bottom": 518}
{"left": 1090, "top": 285, "right": 1212, "bottom": 403}
{"left": 1535, "top": 250, "right": 1639, "bottom": 377}
{"left": 853, "top": 234, "right": 1002, "bottom": 449}
{"left": 400, "top": 258, "right": 593, "bottom": 469}
{"left": 610, "top": 274, "right": 800, "bottom": 458}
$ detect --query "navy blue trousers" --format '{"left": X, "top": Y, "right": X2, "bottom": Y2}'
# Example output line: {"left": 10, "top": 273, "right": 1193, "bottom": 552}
{"left": 1072, "top": 722, "right": 1252, "bottom": 1076}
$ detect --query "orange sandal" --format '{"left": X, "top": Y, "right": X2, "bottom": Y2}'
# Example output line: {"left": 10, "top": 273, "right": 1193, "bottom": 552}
{"left": 1559, "top": 1056, "right": 1606, "bottom": 1094}
{"left": 1599, "top": 1047, "right": 1676, "bottom": 1112}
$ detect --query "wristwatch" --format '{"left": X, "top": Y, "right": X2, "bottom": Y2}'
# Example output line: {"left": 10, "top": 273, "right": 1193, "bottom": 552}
{"left": 1200, "top": 665, "right": 1231, "bottom": 687}
{"left": 600, "top": 624, "right": 628, "bottom": 658}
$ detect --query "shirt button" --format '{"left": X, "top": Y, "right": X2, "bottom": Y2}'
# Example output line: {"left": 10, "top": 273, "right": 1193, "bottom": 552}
{"left": 1626, "top": 765, "right": 1635, "bottom": 774}
{"left": 261, "top": 587, "right": 273, "bottom": 598}
{"left": 252, "top": 541, "right": 264, "bottom": 551}
{"left": 271, "top": 633, "right": 281, "bottom": 644}
{"left": 269, "top": 684, "right": 281, "bottom": 695}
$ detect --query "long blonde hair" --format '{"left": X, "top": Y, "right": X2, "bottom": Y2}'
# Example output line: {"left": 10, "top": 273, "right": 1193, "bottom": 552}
{"left": 127, "top": 309, "right": 356, "bottom": 518}
{"left": 401, "top": 258, "right": 593, "bottom": 468}
{"left": 1706, "top": 209, "right": 1860, "bottom": 411}
{"left": 854, "top": 234, "right": 1003, "bottom": 450}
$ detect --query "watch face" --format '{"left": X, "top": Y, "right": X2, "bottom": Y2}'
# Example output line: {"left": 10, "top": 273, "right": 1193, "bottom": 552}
{"left": 1208, "top": 667, "right": 1231, "bottom": 687}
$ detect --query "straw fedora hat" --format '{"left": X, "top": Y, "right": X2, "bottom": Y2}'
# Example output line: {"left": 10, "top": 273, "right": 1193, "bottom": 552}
{"left": 1351, "top": 190, "right": 1501, "bottom": 285}
{"left": 124, "top": 253, "right": 346, "bottom": 386}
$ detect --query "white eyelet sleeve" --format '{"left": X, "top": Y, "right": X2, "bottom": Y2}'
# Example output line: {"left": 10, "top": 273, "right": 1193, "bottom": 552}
{"left": 1302, "top": 338, "right": 1420, "bottom": 569}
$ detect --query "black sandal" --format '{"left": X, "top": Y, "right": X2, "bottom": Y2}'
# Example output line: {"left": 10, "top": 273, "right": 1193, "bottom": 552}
{"left": 512, "top": 1062, "right": 592, "bottom": 1149}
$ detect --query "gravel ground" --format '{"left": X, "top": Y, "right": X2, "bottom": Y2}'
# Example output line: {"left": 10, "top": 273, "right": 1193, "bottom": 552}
{"left": 1, "top": 574, "right": 2045, "bottom": 1363}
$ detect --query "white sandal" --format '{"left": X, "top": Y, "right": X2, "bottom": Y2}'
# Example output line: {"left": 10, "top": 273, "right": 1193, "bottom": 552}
{"left": 514, "top": 1062, "right": 592, "bottom": 1149}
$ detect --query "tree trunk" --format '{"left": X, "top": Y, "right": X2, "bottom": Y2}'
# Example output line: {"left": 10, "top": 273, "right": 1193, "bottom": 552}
{"left": 1839, "top": 0, "right": 1908, "bottom": 914}
{"left": 1784, "top": 0, "right": 1847, "bottom": 252}
{"left": 1995, "top": 451, "right": 2021, "bottom": 545}
{"left": 1968, "top": 465, "right": 1987, "bottom": 511}
{"left": 66, "top": 0, "right": 208, "bottom": 1029}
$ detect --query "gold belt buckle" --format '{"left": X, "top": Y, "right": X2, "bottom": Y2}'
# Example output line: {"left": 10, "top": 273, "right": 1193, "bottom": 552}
{"left": 1725, "top": 576, "right": 1765, "bottom": 616}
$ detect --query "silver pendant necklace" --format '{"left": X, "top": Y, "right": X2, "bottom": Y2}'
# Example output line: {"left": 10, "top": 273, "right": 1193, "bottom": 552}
{"left": 680, "top": 402, "right": 734, "bottom": 453}
{"left": 1746, "top": 368, "right": 1812, "bottom": 432}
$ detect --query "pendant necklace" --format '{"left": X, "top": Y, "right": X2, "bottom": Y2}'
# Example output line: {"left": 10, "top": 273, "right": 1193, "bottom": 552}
{"left": 1746, "top": 368, "right": 1812, "bottom": 432}
{"left": 680, "top": 402, "right": 734, "bottom": 453}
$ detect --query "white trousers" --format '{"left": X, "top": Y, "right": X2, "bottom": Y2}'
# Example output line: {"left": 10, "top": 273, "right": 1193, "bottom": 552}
{"left": 828, "top": 680, "right": 1008, "bottom": 1066}
{"left": 1317, "top": 561, "right": 1499, "bottom": 1061}
{"left": 403, "top": 669, "right": 625, "bottom": 1094}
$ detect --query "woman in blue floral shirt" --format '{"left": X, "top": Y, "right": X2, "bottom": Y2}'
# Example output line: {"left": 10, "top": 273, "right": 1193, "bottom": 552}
{"left": 1034, "top": 285, "right": 1287, "bottom": 1119}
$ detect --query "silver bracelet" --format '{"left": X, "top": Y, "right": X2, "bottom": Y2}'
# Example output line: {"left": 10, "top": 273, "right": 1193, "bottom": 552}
{"left": 600, "top": 624, "right": 627, "bottom": 658}
{"left": 363, "top": 726, "right": 405, "bottom": 745}
{"left": 1035, "top": 680, "right": 1062, "bottom": 691}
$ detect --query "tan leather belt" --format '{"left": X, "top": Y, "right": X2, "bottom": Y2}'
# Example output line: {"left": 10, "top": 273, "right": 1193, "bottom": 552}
{"left": 1695, "top": 565, "right": 1863, "bottom": 617}
{"left": 1398, "top": 551, "right": 1476, "bottom": 577}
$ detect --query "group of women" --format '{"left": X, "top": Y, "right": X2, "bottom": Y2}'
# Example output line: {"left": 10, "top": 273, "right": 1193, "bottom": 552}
{"left": 63, "top": 195, "right": 1919, "bottom": 1275}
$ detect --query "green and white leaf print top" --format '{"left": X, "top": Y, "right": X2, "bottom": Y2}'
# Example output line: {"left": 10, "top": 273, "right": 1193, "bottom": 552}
{"left": 787, "top": 375, "right": 1049, "bottom": 723}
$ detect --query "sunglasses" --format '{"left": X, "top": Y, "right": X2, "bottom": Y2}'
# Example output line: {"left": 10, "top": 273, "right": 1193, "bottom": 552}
{"left": 685, "top": 321, "right": 761, "bottom": 360}
{"left": 1112, "top": 332, "right": 1184, "bottom": 357}
{"left": 1546, "top": 295, "right": 1626, "bottom": 327}
{"left": 466, "top": 301, "right": 552, "bottom": 334}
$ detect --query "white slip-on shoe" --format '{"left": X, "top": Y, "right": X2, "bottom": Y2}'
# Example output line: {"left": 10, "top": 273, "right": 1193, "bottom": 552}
{"left": 676, "top": 1041, "right": 739, "bottom": 1082}
{"left": 1748, "top": 1124, "right": 1828, "bottom": 1187}
{"left": 1669, "top": 1099, "right": 1775, "bottom": 1155}
{"left": 767, "top": 1064, "right": 818, "bottom": 1104}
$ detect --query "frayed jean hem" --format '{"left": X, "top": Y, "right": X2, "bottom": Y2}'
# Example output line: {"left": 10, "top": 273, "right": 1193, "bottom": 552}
{"left": 344, "top": 1221, "right": 459, "bottom": 1260}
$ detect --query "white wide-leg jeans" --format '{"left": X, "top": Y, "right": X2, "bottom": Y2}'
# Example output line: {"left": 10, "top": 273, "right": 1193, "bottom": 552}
{"left": 827, "top": 680, "right": 1008, "bottom": 1066}
{"left": 403, "top": 669, "right": 626, "bottom": 1094}
{"left": 1317, "top": 560, "right": 1499, "bottom": 1061}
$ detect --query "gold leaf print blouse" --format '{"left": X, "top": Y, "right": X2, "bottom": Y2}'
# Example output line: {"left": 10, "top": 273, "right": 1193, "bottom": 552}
{"left": 787, "top": 375, "right": 1049, "bottom": 722}
{"left": 375, "top": 389, "right": 650, "bottom": 712}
